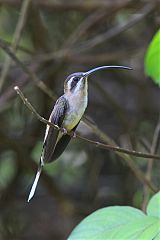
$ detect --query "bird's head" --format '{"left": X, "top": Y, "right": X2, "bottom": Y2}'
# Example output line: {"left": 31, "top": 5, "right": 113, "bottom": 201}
{"left": 64, "top": 72, "right": 86, "bottom": 94}
{"left": 64, "top": 65, "right": 132, "bottom": 94}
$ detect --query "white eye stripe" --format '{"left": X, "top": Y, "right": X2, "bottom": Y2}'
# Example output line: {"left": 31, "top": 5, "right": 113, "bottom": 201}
{"left": 68, "top": 77, "right": 75, "bottom": 89}
{"left": 68, "top": 76, "right": 80, "bottom": 90}
{"left": 66, "top": 76, "right": 84, "bottom": 92}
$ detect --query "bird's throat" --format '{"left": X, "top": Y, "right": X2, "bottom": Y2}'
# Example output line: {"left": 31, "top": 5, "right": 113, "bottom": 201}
{"left": 63, "top": 89, "right": 88, "bottom": 131}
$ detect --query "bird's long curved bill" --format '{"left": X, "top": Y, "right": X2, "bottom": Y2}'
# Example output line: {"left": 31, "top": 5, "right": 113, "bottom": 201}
{"left": 84, "top": 65, "right": 132, "bottom": 77}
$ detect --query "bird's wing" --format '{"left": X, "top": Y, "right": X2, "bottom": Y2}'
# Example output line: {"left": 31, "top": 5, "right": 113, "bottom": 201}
{"left": 42, "top": 96, "right": 68, "bottom": 163}
{"left": 28, "top": 97, "right": 80, "bottom": 202}
{"left": 52, "top": 123, "right": 79, "bottom": 161}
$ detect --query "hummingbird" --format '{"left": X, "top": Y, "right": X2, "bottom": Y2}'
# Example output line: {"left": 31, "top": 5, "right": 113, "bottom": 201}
{"left": 28, "top": 65, "right": 132, "bottom": 202}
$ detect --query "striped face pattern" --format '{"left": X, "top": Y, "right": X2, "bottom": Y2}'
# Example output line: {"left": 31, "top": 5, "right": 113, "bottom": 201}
{"left": 64, "top": 72, "right": 85, "bottom": 93}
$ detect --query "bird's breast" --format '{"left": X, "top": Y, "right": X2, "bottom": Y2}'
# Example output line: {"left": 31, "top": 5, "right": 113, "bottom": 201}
{"left": 63, "top": 93, "right": 88, "bottom": 130}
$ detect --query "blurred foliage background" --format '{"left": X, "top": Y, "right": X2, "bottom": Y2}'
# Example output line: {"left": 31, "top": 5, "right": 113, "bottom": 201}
{"left": 0, "top": 0, "right": 160, "bottom": 239}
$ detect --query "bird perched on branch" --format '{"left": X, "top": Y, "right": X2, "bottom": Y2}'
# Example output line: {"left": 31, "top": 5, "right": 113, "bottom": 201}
{"left": 28, "top": 65, "right": 132, "bottom": 202}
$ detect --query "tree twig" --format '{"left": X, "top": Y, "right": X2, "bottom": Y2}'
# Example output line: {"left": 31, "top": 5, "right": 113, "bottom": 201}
{"left": 14, "top": 86, "right": 160, "bottom": 161}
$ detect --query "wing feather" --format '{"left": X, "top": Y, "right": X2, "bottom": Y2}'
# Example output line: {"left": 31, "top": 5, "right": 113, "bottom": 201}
{"left": 42, "top": 96, "right": 68, "bottom": 163}
{"left": 52, "top": 123, "right": 79, "bottom": 161}
{"left": 28, "top": 97, "right": 80, "bottom": 202}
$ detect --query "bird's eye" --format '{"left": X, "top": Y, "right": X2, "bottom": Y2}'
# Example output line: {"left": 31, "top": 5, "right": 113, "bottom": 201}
{"left": 73, "top": 77, "right": 79, "bottom": 82}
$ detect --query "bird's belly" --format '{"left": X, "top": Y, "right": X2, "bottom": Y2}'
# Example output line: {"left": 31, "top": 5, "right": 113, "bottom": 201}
{"left": 63, "top": 98, "right": 87, "bottom": 131}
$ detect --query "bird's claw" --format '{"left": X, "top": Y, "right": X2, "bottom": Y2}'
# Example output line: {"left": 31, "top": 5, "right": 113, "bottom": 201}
{"left": 61, "top": 128, "right": 67, "bottom": 135}
{"left": 71, "top": 132, "right": 76, "bottom": 138}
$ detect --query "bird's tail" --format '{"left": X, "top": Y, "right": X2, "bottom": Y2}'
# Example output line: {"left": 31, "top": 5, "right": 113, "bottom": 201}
{"left": 27, "top": 164, "right": 42, "bottom": 202}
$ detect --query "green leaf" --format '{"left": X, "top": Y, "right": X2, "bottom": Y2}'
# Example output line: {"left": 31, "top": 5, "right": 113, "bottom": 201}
{"left": 138, "top": 219, "right": 160, "bottom": 239}
{"left": 105, "top": 217, "right": 160, "bottom": 239}
{"left": 68, "top": 206, "right": 147, "bottom": 240}
{"left": 144, "top": 29, "right": 160, "bottom": 85}
{"left": 147, "top": 191, "right": 160, "bottom": 218}
{"left": 68, "top": 204, "right": 160, "bottom": 240}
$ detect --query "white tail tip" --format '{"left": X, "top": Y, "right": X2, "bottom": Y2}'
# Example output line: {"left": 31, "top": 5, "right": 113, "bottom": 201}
{"left": 27, "top": 167, "right": 42, "bottom": 202}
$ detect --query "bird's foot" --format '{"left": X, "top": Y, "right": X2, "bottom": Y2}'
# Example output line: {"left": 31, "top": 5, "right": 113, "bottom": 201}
{"left": 61, "top": 127, "right": 68, "bottom": 135}
{"left": 71, "top": 131, "right": 76, "bottom": 138}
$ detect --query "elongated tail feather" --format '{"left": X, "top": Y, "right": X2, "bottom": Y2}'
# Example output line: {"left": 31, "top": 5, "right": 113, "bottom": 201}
{"left": 27, "top": 165, "right": 42, "bottom": 202}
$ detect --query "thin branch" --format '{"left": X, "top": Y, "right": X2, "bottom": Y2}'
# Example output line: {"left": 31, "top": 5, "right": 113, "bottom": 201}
{"left": 14, "top": 86, "right": 160, "bottom": 162}
{"left": 0, "top": 0, "right": 31, "bottom": 91}
{"left": 14, "top": 86, "right": 159, "bottom": 192}
{"left": 0, "top": 38, "right": 56, "bottom": 100}
{"left": 77, "top": 134, "right": 160, "bottom": 161}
